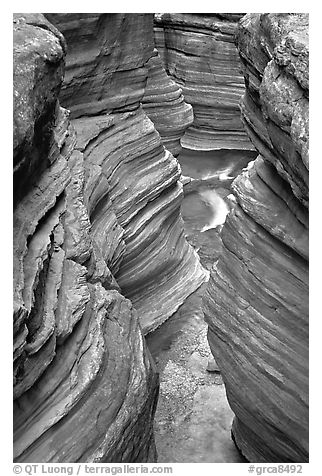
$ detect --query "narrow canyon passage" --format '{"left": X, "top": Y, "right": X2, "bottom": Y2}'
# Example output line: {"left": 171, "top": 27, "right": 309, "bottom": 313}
{"left": 13, "top": 12, "right": 308, "bottom": 463}
{"left": 146, "top": 148, "right": 257, "bottom": 462}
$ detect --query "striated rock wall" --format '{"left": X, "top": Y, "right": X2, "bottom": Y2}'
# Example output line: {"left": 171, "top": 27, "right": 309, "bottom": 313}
{"left": 142, "top": 48, "right": 194, "bottom": 156}
{"left": 14, "top": 11, "right": 210, "bottom": 462}
{"left": 45, "top": 13, "right": 193, "bottom": 158}
{"left": 13, "top": 13, "right": 159, "bottom": 463}
{"left": 204, "top": 14, "right": 309, "bottom": 462}
{"left": 154, "top": 13, "right": 255, "bottom": 151}
{"left": 46, "top": 13, "right": 207, "bottom": 334}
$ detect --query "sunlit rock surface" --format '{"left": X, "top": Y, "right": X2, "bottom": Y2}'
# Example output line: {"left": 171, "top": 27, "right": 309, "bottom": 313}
{"left": 154, "top": 13, "right": 254, "bottom": 151}
{"left": 13, "top": 13, "right": 158, "bottom": 463}
{"left": 204, "top": 13, "right": 309, "bottom": 462}
{"left": 47, "top": 13, "right": 207, "bottom": 334}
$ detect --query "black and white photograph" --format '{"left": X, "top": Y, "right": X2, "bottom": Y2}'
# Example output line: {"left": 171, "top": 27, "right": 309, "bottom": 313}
{"left": 11, "top": 3, "right": 311, "bottom": 473}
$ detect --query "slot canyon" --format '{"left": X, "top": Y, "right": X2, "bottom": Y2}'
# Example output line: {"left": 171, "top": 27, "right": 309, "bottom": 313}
{"left": 13, "top": 12, "right": 309, "bottom": 463}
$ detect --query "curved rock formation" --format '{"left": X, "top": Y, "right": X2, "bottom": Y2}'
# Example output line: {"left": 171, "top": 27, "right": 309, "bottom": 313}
{"left": 142, "top": 48, "right": 194, "bottom": 156}
{"left": 13, "top": 11, "right": 211, "bottom": 463}
{"left": 46, "top": 13, "right": 207, "bottom": 334}
{"left": 13, "top": 13, "right": 158, "bottom": 463}
{"left": 154, "top": 13, "right": 255, "bottom": 151}
{"left": 204, "top": 13, "right": 309, "bottom": 462}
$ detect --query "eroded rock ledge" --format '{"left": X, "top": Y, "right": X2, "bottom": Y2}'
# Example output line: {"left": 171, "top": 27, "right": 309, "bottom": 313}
{"left": 204, "top": 13, "right": 309, "bottom": 462}
{"left": 154, "top": 13, "right": 255, "bottom": 151}
{"left": 13, "top": 11, "right": 204, "bottom": 463}
{"left": 142, "top": 48, "right": 194, "bottom": 156}
{"left": 13, "top": 13, "right": 159, "bottom": 463}
{"left": 46, "top": 13, "right": 207, "bottom": 334}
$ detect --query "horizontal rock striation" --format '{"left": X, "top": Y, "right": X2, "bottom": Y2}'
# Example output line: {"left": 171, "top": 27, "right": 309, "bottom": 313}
{"left": 142, "top": 48, "right": 194, "bottom": 156}
{"left": 154, "top": 13, "right": 255, "bottom": 151}
{"left": 47, "top": 13, "right": 207, "bottom": 334}
{"left": 44, "top": 13, "right": 194, "bottom": 157}
{"left": 13, "top": 13, "right": 158, "bottom": 463}
{"left": 204, "top": 13, "right": 309, "bottom": 462}
{"left": 46, "top": 13, "right": 154, "bottom": 116}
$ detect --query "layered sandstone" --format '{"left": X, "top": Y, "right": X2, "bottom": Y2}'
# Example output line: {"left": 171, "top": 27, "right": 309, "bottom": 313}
{"left": 142, "top": 48, "right": 194, "bottom": 156}
{"left": 46, "top": 13, "right": 207, "bottom": 334}
{"left": 13, "top": 13, "right": 158, "bottom": 463}
{"left": 204, "top": 13, "right": 309, "bottom": 462}
{"left": 154, "top": 13, "right": 254, "bottom": 150}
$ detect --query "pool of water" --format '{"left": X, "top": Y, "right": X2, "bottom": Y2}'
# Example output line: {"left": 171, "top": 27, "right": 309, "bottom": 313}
{"left": 146, "top": 148, "right": 256, "bottom": 463}
{"left": 179, "top": 148, "right": 257, "bottom": 182}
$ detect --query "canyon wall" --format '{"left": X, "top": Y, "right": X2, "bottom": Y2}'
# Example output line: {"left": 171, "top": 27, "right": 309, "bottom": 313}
{"left": 13, "top": 13, "right": 159, "bottom": 462}
{"left": 142, "top": 48, "right": 194, "bottom": 156}
{"left": 45, "top": 13, "right": 207, "bottom": 334}
{"left": 204, "top": 13, "right": 309, "bottom": 462}
{"left": 154, "top": 13, "right": 255, "bottom": 151}
{"left": 13, "top": 12, "right": 206, "bottom": 463}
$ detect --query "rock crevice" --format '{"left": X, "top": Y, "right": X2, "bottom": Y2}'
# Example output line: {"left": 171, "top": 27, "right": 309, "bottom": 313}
{"left": 47, "top": 13, "right": 207, "bottom": 334}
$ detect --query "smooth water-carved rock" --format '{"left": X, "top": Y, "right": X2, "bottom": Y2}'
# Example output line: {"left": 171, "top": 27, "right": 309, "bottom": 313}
{"left": 204, "top": 13, "right": 309, "bottom": 462}
{"left": 45, "top": 13, "right": 155, "bottom": 116}
{"left": 13, "top": 13, "right": 158, "bottom": 462}
{"left": 47, "top": 13, "right": 208, "bottom": 334}
{"left": 142, "top": 48, "right": 194, "bottom": 156}
{"left": 154, "top": 13, "right": 254, "bottom": 151}
{"left": 45, "top": 14, "right": 194, "bottom": 157}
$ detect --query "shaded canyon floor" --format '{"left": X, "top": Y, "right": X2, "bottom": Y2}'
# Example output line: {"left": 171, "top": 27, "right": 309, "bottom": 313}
{"left": 146, "top": 148, "right": 256, "bottom": 463}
